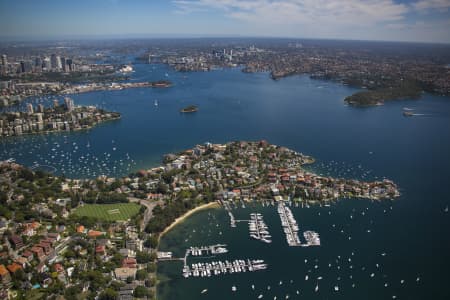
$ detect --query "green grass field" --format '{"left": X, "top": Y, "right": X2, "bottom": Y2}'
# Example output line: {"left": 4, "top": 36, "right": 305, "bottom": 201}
{"left": 73, "top": 203, "right": 141, "bottom": 221}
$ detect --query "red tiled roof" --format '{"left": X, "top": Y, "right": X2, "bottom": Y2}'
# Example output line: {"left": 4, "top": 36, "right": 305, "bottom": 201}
{"left": 0, "top": 264, "right": 9, "bottom": 276}
{"left": 7, "top": 263, "right": 22, "bottom": 273}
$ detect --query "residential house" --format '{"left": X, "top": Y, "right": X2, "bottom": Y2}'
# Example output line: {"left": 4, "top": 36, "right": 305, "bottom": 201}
{"left": 114, "top": 267, "right": 137, "bottom": 281}
{"left": 7, "top": 263, "right": 22, "bottom": 274}
{"left": 0, "top": 264, "right": 11, "bottom": 287}
{"left": 22, "top": 250, "right": 34, "bottom": 262}
{"left": 9, "top": 235, "right": 24, "bottom": 249}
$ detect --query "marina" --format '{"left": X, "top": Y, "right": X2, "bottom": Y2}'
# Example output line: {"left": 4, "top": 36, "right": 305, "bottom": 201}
{"left": 182, "top": 259, "right": 268, "bottom": 278}
{"left": 303, "top": 231, "right": 321, "bottom": 247}
{"left": 178, "top": 243, "right": 267, "bottom": 279}
{"left": 249, "top": 213, "right": 272, "bottom": 243}
{"left": 277, "top": 201, "right": 302, "bottom": 246}
{"left": 1, "top": 60, "right": 447, "bottom": 300}
{"left": 187, "top": 244, "right": 229, "bottom": 256}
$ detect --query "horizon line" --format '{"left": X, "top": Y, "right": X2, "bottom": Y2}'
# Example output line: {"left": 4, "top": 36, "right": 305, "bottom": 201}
{"left": 1, "top": 34, "right": 449, "bottom": 46}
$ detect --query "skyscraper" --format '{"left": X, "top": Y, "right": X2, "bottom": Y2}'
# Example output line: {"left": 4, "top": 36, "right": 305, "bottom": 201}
{"left": 56, "top": 56, "right": 62, "bottom": 70}
{"left": 1, "top": 54, "right": 7, "bottom": 66}
{"left": 36, "top": 113, "right": 43, "bottom": 123}
{"left": 64, "top": 97, "right": 74, "bottom": 112}
{"left": 50, "top": 54, "right": 57, "bottom": 70}
{"left": 20, "top": 60, "right": 32, "bottom": 73}
{"left": 66, "top": 58, "right": 73, "bottom": 71}
{"left": 26, "top": 103, "right": 34, "bottom": 114}
{"left": 61, "top": 57, "right": 66, "bottom": 72}
{"left": 35, "top": 57, "right": 41, "bottom": 67}
{"left": 43, "top": 57, "right": 51, "bottom": 71}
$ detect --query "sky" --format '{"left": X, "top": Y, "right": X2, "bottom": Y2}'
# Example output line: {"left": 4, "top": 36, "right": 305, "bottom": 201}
{"left": 0, "top": 0, "right": 449, "bottom": 43}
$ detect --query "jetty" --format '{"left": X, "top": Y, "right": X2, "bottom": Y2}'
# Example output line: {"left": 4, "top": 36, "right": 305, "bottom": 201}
{"left": 303, "top": 231, "right": 321, "bottom": 246}
{"left": 182, "top": 259, "right": 267, "bottom": 278}
{"left": 187, "top": 244, "right": 228, "bottom": 256}
{"left": 249, "top": 213, "right": 272, "bottom": 243}
{"left": 278, "top": 201, "right": 302, "bottom": 246}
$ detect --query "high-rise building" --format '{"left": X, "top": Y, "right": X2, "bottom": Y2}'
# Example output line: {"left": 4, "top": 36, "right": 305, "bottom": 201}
{"left": 34, "top": 57, "right": 43, "bottom": 71}
{"left": 35, "top": 57, "right": 41, "bottom": 67}
{"left": 20, "top": 60, "right": 32, "bottom": 73}
{"left": 38, "top": 104, "right": 45, "bottom": 113}
{"left": 1, "top": 54, "right": 7, "bottom": 66}
{"left": 64, "top": 97, "right": 74, "bottom": 112}
{"left": 61, "top": 56, "right": 66, "bottom": 72}
{"left": 36, "top": 113, "right": 43, "bottom": 123}
{"left": 50, "top": 54, "right": 57, "bottom": 70}
{"left": 53, "top": 99, "right": 59, "bottom": 108}
{"left": 43, "top": 57, "right": 51, "bottom": 71}
{"left": 66, "top": 58, "right": 73, "bottom": 71}
{"left": 26, "top": 103, "right": 34, "bottom": 114}
{"left": 56, "top": 56, "right": 62, "bottom": 70}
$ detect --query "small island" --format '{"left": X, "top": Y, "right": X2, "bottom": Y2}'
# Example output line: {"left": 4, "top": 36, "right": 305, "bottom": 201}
{"left": 180, "top": 105, "right": 198, "bottom": 113}
{"left": 0, "top": 97, "right": 120, "bottom": 137}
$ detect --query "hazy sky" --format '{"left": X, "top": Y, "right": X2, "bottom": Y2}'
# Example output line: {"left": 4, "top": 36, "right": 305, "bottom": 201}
{"left": 0, "top": 0, "right": 449, "bottom": 43}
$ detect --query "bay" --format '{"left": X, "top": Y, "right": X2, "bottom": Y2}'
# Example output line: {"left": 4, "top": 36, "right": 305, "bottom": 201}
{"left": 1, "top": 62, "right": 449, "bottom": 299}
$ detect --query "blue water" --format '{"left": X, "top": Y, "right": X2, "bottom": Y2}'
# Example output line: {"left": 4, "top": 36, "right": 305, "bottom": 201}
{"left": 1, "top": 63, "right": 450, "bottom": 299}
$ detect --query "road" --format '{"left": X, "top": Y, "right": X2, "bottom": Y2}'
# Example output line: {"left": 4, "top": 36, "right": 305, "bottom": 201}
{"left": 128, "top": 197, "right": 163, "bottom": 231}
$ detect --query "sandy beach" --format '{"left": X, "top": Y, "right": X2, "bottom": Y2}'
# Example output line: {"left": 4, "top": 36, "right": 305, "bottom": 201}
{"left": 159, "top": 201, "right": 220, "bottom": 240}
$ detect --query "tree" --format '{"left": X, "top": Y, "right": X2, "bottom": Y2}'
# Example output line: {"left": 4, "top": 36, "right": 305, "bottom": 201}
{"left": 144, "top": 235, "right": 159, "bottom": 248}
{"left": 64, "top": 285, "right": 82, "bottom": 300}
{"left": 98, "top": 288, "right": 118, "bottom": 300}
{"left": 136, "top": 269, "right": 148, "bottom": 281}
{"left": 133, "top": 286, "right": 150, "bottom": 298}
{"left": 147, "top": 262, "right": 157, "bottom": 273}
{"left": 136, "top": 251, "right": 152, "bottom": 264}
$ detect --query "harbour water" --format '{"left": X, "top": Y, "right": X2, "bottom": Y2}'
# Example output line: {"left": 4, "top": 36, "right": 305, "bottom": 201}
{"left": 1, "top": 62, "right": 450, "bottom": 299}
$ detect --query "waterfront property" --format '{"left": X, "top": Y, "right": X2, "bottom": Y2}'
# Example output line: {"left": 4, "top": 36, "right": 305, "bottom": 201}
{"left": 0, "top": 98, "right": 120, "bottom": 137}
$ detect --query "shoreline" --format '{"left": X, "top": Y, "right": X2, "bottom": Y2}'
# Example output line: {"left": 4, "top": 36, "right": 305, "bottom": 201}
{"left": 155, "top": 201, "right": 220, "bottom": 299}
{"left": 158, "top": 201, "right": 220, "bottom": 241}
{"left": 0, "top": 116, "right": 121, "bottom": 139}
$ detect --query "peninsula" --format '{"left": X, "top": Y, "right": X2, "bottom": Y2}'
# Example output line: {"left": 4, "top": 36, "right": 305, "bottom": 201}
{"left": 0, "top": 141, "right": 399, "bottom": 299}
{"left": 0, "top": 97, "right": 120, "bottom": 137}
{"left": 61, "top": 80, "right": 172, "bottom": 95}
{"left": 344, "top": 81, "right": 423, "bottom": 106}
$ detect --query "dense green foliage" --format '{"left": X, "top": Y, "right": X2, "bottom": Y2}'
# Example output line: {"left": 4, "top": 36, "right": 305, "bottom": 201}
{"left": 144, "top": 199, "right": 198, "bottom": 233}
{"left": 344, "top": 81, "right": 422, "bottom": 106}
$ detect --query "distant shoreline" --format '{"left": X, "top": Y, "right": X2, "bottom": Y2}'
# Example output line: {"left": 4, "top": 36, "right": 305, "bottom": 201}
{"left": 158, "top": 201, "right": 220, "bottom": 241}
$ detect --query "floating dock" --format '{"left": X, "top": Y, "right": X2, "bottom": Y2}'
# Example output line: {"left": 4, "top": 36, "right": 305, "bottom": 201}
{"left": 187, "top": 244, "right": 228, "bottom": 256}
{"left": 249, "top": 213, "right": 272, "bottom": 243}
{"left": 278, "top": 201, "right": 302, "bottom": 246}
{"left": 183, "top": 259, "right": 267, "bottom": 278}
{"left": 303, "top": 230, "right": 320, "bottom": 246}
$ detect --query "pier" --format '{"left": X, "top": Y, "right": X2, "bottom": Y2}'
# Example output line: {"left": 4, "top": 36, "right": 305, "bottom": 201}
{"left": 222, "top": 200, "right": 249, "bottom": 227}
{"left": 159, "top": 243, "right": 268, "bottom": 278}
{"left": 249, "top": 213, "right": 272, "bottom": 243}
{"left": 278, "top": 201, "right": 302, "bottom": 246}
{"left": 187, "top": 244, "right": 228, "bottom": 257}
{"left": 303, "top": 230, "right": 321, "bottom": 246}
{"left": 182, "top": 259, "right": 267, "bottom": 278}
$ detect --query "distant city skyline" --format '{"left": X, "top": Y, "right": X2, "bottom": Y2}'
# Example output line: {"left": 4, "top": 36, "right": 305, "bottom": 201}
{"left": 0, "top": 0, "right": 449, "bottom": 43}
